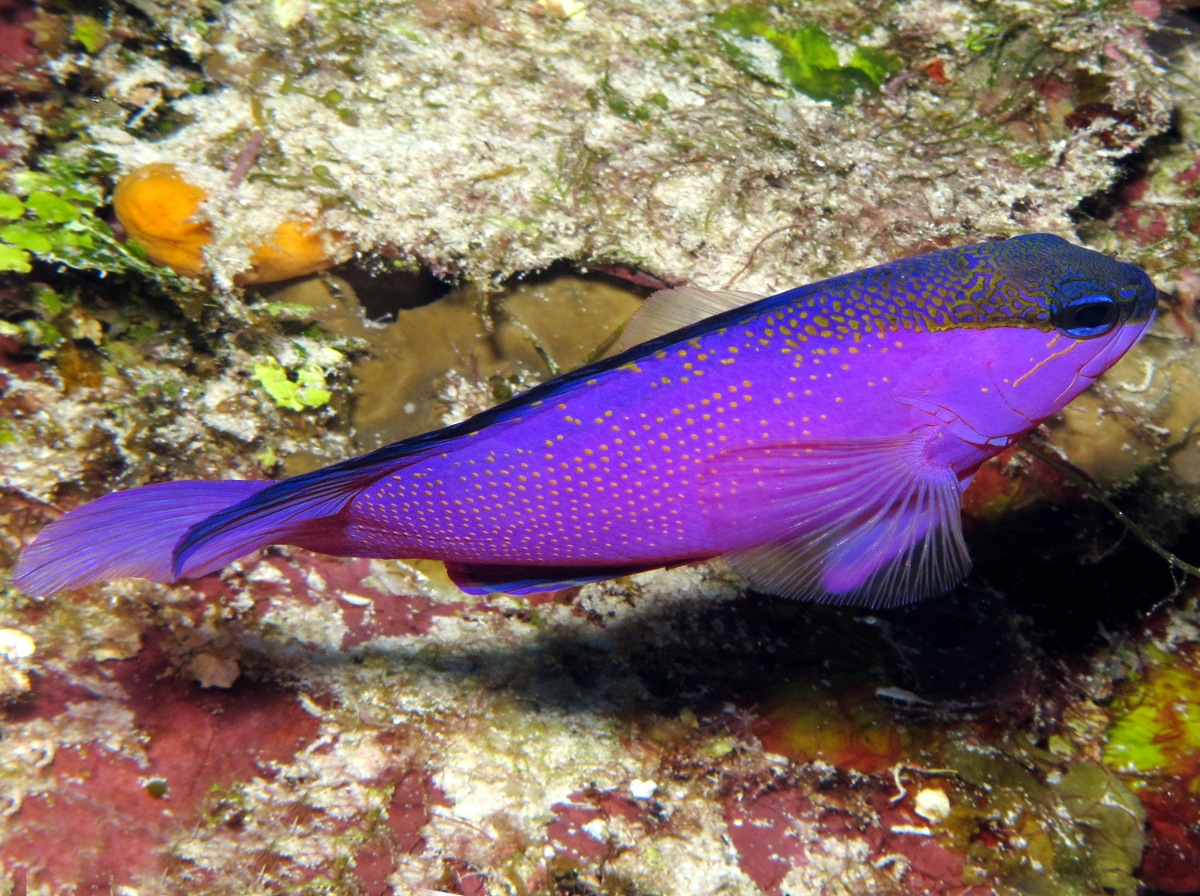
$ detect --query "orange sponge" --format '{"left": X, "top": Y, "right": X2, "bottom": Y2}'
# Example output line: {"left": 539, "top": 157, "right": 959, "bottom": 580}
{"left": 112, "top": 163, "right": 211, "bottom": 278}
{"left": 113, "top": 164, "right": 340, "bottom": 283}
{"left": 236, "top": 219, "right": 338, "bottom": 285}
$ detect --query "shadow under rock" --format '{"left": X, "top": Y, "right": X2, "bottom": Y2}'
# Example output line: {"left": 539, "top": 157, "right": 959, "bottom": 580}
{"left": 232, "top": 504, "right": 1182, "bottom": 721}
{"left": 322, "top": 566, "right": 1166, "bottom": 724}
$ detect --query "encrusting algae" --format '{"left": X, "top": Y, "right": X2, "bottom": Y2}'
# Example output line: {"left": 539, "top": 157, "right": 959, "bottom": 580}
{"left": 112, "top": 163, "right": 341, "bottom": 284}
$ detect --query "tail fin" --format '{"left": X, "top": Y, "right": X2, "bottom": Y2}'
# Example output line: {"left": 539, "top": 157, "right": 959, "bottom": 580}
{"left": 170, "top": 467, "right": 381, "bottom": 580}
{"left": 15, "top": 434, "right": 439, "bottom": 596}
{"left": 13, "top": 480, "right": 271, "bottom": 596}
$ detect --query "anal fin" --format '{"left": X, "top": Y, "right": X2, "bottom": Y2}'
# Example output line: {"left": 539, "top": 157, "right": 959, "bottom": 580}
{"left": 445, "top": 561, "right": 677, "bottom": 596}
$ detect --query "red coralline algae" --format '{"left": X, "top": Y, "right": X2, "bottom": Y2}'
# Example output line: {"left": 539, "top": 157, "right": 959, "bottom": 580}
{"left": 119, "top": 645, "right": 320, "bottom": 785}
{"left": 925, "top": 60, "right": 950, "bottom": 85}
{"left": 2, "top": 746, "right": 162, "bottom": 892}
{"left": 724, "top": 788, "right": 817, "bottom": 894}
{"left": 190, "top": 553, "right": 467, "bottom": 649}
{"left": 1138, "top": 787, "right": 1200, "bottom": 892}
{"left": 2, "top": 669, "right": 91, "bottom": 724}
{"left": 1115, "top": 179, "right": 1172, "bottom": 245}
{"left": 547, "top": 787, "right": 658, "bottom": 865}
{"left": 960, "top": 446, "right": 1074, "bottom": 524}
{"left": 849, "top": 793, "right": 972, "bottom": 894}
{"left": 0, "top": 333, "right": 36, "bottom": 379}
{"left": 1131, "top": 0, "right": 1161, "bottom": 20}
{"left": 313, "top": 558, "right": 467, "bottom": 648}
{"left": 0, "top": 0, "right": 39, "bottom": 81}
{"left": 0, "top": 639, "right": 320, "bottom": 893}
{"left": 354, "top": 769, "right": 445, "bottom": 892}
{"left": 1170, "top": 153, "right": 1200, "bottom": 187}
{"left": 547, "top": 803, "right": 615, "bottom": 863}
{"left": 724, "top": 782, "right": 975, "bottom": 896}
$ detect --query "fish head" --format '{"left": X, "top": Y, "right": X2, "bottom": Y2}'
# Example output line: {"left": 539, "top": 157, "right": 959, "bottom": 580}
{"left": 977, "top": 233, "right": 1157, "bottom": 427}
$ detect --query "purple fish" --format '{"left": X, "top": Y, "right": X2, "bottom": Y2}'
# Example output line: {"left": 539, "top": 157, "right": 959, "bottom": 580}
{"left": 14, "top": 234, "right": 1156, "bottom": 606}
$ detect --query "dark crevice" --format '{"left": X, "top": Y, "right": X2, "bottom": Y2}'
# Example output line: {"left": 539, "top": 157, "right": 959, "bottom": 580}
{"left": 332, "top": 263, "right": 453, "bottom": 321}
{"left": 1072, "top": 115, "right": 1182, "bottom": 232}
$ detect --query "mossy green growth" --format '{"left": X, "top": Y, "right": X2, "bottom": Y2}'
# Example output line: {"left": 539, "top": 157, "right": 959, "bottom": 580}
{"left": 1103, "top": 645, "right": 1200, "bottom": 782}
{"left": 585, "top": 71, "right": 669, "bottom": 123}
{"left": 0, "top": 154, "right": 191, "bottom": 288}
{"left": 1054, "top": 763, "right": 1146, "bottom": 896}
{"left": 0, "top": 284, "right": 89, "bottom": 352}
{"left": 941, "top": 742, "right": 1147, "bottom": 895}
{"left": 711, "top": 5, "right": 899, "bottom": 104}
{"left": 252, "top": 357, "right": 333, "bottom": 411}
{"left": 70, "top": 15, "right": 109, "bottom": 54}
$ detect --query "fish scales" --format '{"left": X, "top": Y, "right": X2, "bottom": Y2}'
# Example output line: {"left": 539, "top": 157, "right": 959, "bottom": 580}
{"left": 13, "top": 234, "right": 1158, "bottom": 606}
{"left": 341, "top": 236, "right": 1139, "bottom": 566}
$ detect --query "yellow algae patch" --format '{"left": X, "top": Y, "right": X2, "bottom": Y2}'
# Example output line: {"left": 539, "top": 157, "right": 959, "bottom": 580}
{"left": 113, "top": 163, "right": 340, "bottom": 283}
{"left": 1104, "top": 645, "right": 1200, "bottom": 787}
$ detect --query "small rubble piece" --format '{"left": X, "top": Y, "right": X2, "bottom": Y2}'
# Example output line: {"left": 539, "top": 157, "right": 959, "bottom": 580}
{"left": 912, "top": 787, "right": 951, "bottom": 825}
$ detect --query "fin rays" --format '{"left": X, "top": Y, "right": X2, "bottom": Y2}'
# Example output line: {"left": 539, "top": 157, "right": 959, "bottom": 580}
{"left": 13, "top": 480, "right": 271, "bottom": 595}
{"left": 172, "top": 463, "right": 404, "bottom": 579}
{"left": 614, "top": 286, "right": 763, "bottom": 352}
{"left": 702, "top": 435, "right": 970, "bottom": 607}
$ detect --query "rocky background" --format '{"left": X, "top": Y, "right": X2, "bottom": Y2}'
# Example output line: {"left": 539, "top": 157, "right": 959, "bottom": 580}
{"left": 1, "top": 0, "right": 1199, "bottom": 894}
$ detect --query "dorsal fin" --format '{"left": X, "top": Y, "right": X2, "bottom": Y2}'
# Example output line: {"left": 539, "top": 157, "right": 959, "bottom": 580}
{"left": 614, "top": 286, "right": 763, "bottom": 352}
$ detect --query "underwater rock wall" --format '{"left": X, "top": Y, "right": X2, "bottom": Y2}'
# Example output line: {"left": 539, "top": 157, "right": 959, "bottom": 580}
{"left": 2, "top": 1, "right": 1200, "bottom": 895}
{"left": 86, "top": 0, "right": 1170, "bottom": 288}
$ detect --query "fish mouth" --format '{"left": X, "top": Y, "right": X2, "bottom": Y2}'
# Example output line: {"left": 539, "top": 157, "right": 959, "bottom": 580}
{"left": 1053, "top": 317, "right": 1149, "bottom": 399}
{"left": 1079, "top": 314, "right": 1155, "bottom": 380}
{"left": 983, "top": 312, "right": 1154, "bottom": 440}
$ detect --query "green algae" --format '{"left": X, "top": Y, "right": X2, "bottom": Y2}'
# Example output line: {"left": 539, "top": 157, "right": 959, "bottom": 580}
{"left": 69, "top": 15, "right": 109, "bottom": 54}
{"left": 1104, "top": 645, "right": 1200, "bottom": 781}
{"left": 938, "top": 742, "right": 1147, "bottom": 896}
{"left": 585, "top": 71, "right": 671, "bottom": 123}
{"left": 252, "top": 357, "right": 335, "bottom": 412}
{"left": 1055, "top": 763, "right": 1145, "bottom": 896}
{"left": 712, "top": 5, "right": 900, "bottom": 104}
{"left": 0, "top": 153, "right": 191, "bottom": 288}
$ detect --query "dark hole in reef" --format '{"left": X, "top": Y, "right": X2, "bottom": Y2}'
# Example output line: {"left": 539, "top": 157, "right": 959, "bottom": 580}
{"left": 884, "top": 500, "right": 1180, "bottom": 697}
{"left": 337, "top": 257, "right": 663, "bottom": 323}
{"left": 506, "top": 258, "right": 666, "bottom": 297}
{"left": 1071, "top": 110, "right": 1180, "bottom": 232}
{"left": 333, "top": 263, "right": 453, "bottom": 321}
{"left": 290, "top": 257, "right": 650, "bottom": 451}
{"left": 1145, "top": 6, "right": 1200, "bottom": 57}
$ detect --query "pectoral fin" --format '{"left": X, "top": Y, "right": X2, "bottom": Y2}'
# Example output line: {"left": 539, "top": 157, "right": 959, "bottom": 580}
{"left": 700, "top": 434, "right": 970, "bottom": 607}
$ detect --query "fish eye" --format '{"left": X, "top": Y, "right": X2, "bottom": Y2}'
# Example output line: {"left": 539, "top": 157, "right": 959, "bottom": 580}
{"left": 1054, "top": 294, "right": 1120, "bottom": 338}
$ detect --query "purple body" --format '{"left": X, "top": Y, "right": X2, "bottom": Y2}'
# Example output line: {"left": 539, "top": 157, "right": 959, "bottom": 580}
{"left": 14, "top": 235, "right": 1157, "bottom": 606}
